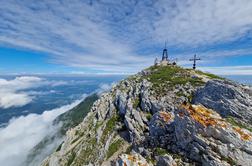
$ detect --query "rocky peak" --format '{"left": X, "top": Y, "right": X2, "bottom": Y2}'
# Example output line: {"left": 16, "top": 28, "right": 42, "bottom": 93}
{"left": 41, "top": 65, "right": 252, "bottom": 166}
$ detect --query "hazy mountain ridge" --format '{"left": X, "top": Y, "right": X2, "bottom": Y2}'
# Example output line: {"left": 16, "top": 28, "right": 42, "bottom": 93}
{"left": 40, "top": 65, "right": 252, "bottom": 166}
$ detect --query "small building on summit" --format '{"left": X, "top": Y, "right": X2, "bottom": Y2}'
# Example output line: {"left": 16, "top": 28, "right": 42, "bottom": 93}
{"left": 154, "top": 44, "right": 176, "bottom": 66}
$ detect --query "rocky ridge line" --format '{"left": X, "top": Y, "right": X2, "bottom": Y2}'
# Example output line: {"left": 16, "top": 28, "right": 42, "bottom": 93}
{"left": 41, "top": 65, "right": 252, "bottom": 166}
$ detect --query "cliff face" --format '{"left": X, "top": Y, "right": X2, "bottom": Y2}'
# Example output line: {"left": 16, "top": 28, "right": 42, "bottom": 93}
{"left": 41, "top": 65, "right": 252, "bottom": 166}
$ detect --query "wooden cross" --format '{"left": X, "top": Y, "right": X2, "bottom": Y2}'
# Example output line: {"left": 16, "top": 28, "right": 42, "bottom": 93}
{"left": 189, "top": 54, "right": 201, "bottom": 69}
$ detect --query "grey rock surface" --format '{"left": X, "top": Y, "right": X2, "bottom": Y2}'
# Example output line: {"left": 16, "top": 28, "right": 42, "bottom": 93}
{"left": 193, "top": 80, "right": 252, "bottom": 122}
{"left": 157, "top": 155, "right": 176, "bottom": 166}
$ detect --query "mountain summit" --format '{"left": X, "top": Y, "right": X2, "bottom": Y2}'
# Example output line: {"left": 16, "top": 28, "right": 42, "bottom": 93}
{"left": 41, "top": 65, "right": 252, "bottom": 166}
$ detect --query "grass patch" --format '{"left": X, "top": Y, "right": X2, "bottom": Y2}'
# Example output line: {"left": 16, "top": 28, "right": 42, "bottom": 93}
{"left": 155, "top": 147, "right": 169, "bottom": 156}
{"left": 90, "top": 138, "right": 97, "bottom": 145}
{"left": 71, "top": 131, "right": 85, "bottom": 144}
{"left": 187, "top": 93, "right": 194, "bottom": 102}
{"left": 107, "top": 139, "right": 124, "bottom": 159}
{"left": 155, "top": 148, "right": 183, "bottom": 161}
{"left": 125, "top": 145, "right": 132, "bottom": 154}
{"left": 146, "top": 112, "right": 152, "bottom": 121}
{"left": 146, "top": 156, "right": 156, "bottom": 165}
{"left": 56, "top": 142, "right": 63, "bottom": 152}
{"left": 175, "top": 91, "right": 185, "bottom": 97}
{"left": 133, "top": 97, "right": 140, "bottom": 109}
{"left": 67, "top": 151, "right": 76, "bottom": 166}
{"left": 172, "top": 153, "right": 183, "bottom": 160}
{"left": 75, "top": 138, "right": 98, "bottom": 164}
{"left": 195, "top": 70, "right": 224, "bottom": 80}
{"left": 71, "top": 137, "right": 79, "bottom": 144}
{"left": 221, "top": 156, "right": 236, "bottom": 165}
{"left": 145, "top": 66, "right": 204, "bottom": 94}
{"left": 226, "top": 116, "right": 252, "bottom": 132}
{"left": 94, "top": 121, "right": 103, "bottom": 131}
{"left": 101, "top": 114, "right": 120, "bottom": 143}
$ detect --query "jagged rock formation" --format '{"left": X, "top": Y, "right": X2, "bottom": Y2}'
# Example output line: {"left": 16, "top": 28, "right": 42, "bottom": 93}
{"left": 40, "top": 65, "right": 252, "bottom": 166}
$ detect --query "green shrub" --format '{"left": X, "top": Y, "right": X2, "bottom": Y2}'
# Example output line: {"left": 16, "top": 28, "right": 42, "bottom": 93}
{"left": 155, "top": 147, "right": 168, "bottom": 156}
{"left": 146, "top": 113, "right": 152, "bottom": 121}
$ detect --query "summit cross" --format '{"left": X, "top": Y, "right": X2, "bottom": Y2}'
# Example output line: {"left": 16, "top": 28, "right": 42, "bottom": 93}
{"left": 189, "top": 54, "right": 201, "bottom": 69}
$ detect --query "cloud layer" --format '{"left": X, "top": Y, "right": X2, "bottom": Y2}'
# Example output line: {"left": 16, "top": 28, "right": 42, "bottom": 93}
{"left": 0, "top": 76, "right": 43, "bottom": 108}
{"left": 0, "top": 76, "right": 69, "bottom": 109}
{"left": 0, "top": 0, "right": 252, "bottom": 73}
{"left": 199, "top": 65, "right": 252, "bottom": 75}
{"left": 0, "top": 97, "right": 84, "bottom": 166}
{"left": 152, "top": 0, "right": 252, "bottom": 46}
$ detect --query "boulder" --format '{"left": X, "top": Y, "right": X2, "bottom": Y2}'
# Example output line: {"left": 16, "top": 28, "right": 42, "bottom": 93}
{"left": 157, "top": 154, "right": 176, "bottom": 166}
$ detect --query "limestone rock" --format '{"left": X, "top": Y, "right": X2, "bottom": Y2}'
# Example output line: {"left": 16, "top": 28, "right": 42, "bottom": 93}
{"left": 157, "top": 154, "right": 176, "bottom": 166}
{"left": 115, "top": 153, "right": 152, "bottom": 166}
{"left": 193, "top": 80, "right": 252, "bottom": 122}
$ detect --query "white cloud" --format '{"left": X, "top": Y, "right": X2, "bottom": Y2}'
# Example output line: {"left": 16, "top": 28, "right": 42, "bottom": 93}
{"left": 198, "top": 65, "right": 252, "bottom": 75}
{"left": 0, "top": 76, "right": 42, "bottom": 90}
{"left": 176, "top": 48, "right": 252, "bottom": 60}
{"left": 96, "top": 82, "right": 116, "bottom": 95}
{"left": 0, "top": 0, "right": 252, "bottom": 73}
{"left": 0, "top": 92, "right": 33, "bottom": 109}
{"left": 151, "top": 0, "right": 252, "bottom": 47}
{"left": 0, "top": 97, "right": 84, "bottom": 166}
{"left": 0, "top": 0, "right": 153, "bottom": 72}
{"left": 0, "top": 76, "right": 70, "bottom": 109}
{"left": 43, "top": 80, "right": 68, "bottom": 87}
{"left": 0, "top": 76, "right": 43, "bottom": 109}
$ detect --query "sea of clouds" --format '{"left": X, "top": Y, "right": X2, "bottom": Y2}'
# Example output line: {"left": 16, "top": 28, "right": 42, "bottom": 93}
{"left": 0, "top": 76, "right": 115, "bottom": 166}
{"left": 0, "top": 94, "right": 85, "bottom": 166}
{"left": 0, "top": 76, "right": 86, "bottom": 166}
{"left": 0, "top": 76, "right": 68, "bottom": 109}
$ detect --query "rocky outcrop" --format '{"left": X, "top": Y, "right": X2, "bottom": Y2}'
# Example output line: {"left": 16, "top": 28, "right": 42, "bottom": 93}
{"left": 156, "top": 154, "right": 176, "bottom": 166}
{"left": 174, "top": 104, "right": 252, "bottom": 165}
{"left": 193, "top": 80, "right": 252, "bottom": 122}
{"left": 40, "top": 65, "right": 252, "bottom": 166}
{"left": 115, "top": 153, "right": 152, "bottom": 166}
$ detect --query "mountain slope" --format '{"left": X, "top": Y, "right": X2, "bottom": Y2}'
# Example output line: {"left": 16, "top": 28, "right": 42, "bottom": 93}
{"left": 41, "top": 65, "right": 252, "bottom": 166}
{"left": 26, "top": 94, "right": 98, "bottom": 166}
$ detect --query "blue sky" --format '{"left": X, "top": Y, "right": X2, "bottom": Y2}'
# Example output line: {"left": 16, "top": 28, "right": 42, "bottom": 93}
{"left": 0, "top": 0, "right": 252, "bottom": 75}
